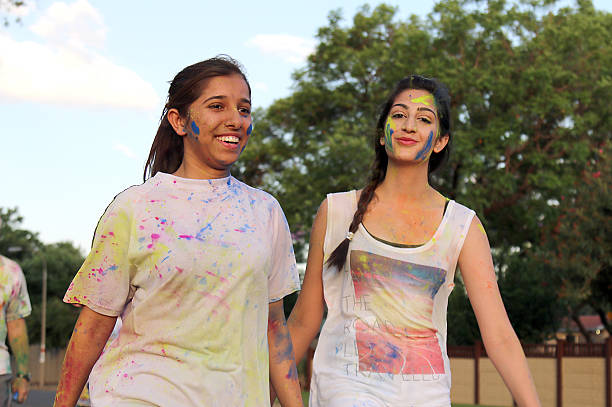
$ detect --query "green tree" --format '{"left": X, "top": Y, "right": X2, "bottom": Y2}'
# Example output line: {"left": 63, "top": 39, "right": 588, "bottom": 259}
{"left": 531, "top": 144, "right": 612, "bottom": 340}
{"left": 20, "top": 242, "right": 84, "bottom": 347}
{"left": 1, "top": 207, "right": 84, "bottom": 348}
{"left": 235, "top": 0, "right": 612, "bottom": 343}
{"left": 0, "top": 207, "right": 41, "bottom": 262}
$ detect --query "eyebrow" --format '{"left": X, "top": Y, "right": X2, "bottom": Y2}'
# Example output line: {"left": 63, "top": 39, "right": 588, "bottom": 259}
{"left": 391, "top": 103, "right": 437, "bottom": 117}
{"left": 203, "top": 95, "right": 252, "bottom": 105}
{"left": 417, "top": 107, "right": 437, "bottom": 116}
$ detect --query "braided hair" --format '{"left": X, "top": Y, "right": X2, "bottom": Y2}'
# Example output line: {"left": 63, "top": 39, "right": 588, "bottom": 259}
{"left": 325, "top": 75, "right": 452, "bottom": 271}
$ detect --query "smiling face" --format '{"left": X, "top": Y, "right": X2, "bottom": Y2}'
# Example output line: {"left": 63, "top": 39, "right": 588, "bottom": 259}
{"left": 381, "top": 88, "right": 448, "bottom": 164}
{"left": 168, "top": 74, "right": 253, "bottom": 178}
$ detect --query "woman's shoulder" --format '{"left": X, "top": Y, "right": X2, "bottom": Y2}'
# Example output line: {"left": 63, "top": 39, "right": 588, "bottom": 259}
{"left": 101, "top": 178, "right": 158, "bottom": 215}
{"left": 327, "top": 190, "right": 357, "bottom": 199}
{"left": 326, "top": 190, "right": 358, "bottom": 207}
{"left": 232, "top": 177, "right": 282, "bottom": 208}
{"left": 447, "top": 199, "right": 476, "bottom": 216}
{"left": 112, "top": 181, "right": 150, "bottom": 203}
{"left": 324, "top": 190, "right": 358, "bottom": 219}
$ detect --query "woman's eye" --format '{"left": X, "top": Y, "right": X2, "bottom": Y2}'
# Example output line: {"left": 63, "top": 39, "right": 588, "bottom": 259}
{"left": 209, "top": 104, "right": 223, "bottom": 110}
{"left": 238, "top": 107, "right": 251, "bottom": 115}
{"left": 419, "top": 117, "right": 432, "bottom": 124}
{"left": 391, "top": 112, "right": 405, "bottom": 119}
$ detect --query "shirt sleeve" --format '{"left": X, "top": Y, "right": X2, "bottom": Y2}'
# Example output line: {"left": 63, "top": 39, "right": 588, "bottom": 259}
{"left": 267, "top": 199, "right": 300, "bottom": 303}
{"left": 6, "top": 264, "right": 31, "bottom": 321}
{"left": 64, "top": 191, "right": 136, "bottom": 316}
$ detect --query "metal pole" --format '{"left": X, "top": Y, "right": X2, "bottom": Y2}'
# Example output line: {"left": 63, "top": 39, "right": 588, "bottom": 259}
{"left": 38, "top": 251, "right": 47, "bottom": 388}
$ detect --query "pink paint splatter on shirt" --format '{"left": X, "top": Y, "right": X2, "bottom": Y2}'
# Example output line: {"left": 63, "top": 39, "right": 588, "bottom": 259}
{"left": 205, "top": 270, "right": 228, "bottom": 283}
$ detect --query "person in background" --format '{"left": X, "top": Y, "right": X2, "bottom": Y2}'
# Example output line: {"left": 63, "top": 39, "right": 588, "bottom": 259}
{"left": 288, "top": 75, "right": 541, "bottom": 406}
{"left": 0, "top": 230, "right": 32, "bottom": 406}
{"left": 54, "top": 56, "right": 302, "bottom": 407}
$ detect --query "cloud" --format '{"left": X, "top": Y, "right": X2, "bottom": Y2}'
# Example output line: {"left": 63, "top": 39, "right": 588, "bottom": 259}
{"left": 0, "top": 0, "right": 158, "bottom": 111}
{"left": 245, "top": 34, "right": 316, "bottom": 64}
{"left": 112, "top": 142, "right": 137, "bottom": 159}
{"left": 30, "top": 0, "right": 105, "bottom": 51}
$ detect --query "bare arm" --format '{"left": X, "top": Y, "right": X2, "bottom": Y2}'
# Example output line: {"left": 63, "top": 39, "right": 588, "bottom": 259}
{"left": 268, "top": 299, "right": 302, "bottom": 407}
{"left": 287, "top": 199, "right": 327, "bottom": 363}
{"left": 7, "top": 318, "right": 29, "bottom": 403}
{"left": 54, "top": 306, "right": 117, "bottom": 407}
{"left": 459, "top": 216, "right": 540, "bottom": 407}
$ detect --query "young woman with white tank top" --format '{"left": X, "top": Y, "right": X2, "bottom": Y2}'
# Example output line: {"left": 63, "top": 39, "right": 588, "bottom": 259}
{"left": 288, "top": 75, "right": 541, "bottom": 407}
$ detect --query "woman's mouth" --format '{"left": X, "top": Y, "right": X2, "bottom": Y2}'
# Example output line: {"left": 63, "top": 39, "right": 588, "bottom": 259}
{"left": 396, "top": 137, "right": 417, "bottom": 145}
{"left": 216, "top": 135, "right": 240, "bottom": 148}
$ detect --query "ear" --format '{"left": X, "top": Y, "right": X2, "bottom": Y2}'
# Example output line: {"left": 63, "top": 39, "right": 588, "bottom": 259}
{"left": 167, "top": 108, "right": 187, "bottom": 136}
{"left": 379, "top": 136, "right": 385, "bottom": 146}
{"left": 433, "top": 133, "right": 449, "bottom": 153}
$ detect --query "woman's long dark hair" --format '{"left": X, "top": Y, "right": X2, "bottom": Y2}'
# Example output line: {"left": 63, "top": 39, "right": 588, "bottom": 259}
{"left": 143, "top": 55, "right": 251, "bottom": 180}
{"left": 326, "top": 75, "right": 452, "bottom": 271}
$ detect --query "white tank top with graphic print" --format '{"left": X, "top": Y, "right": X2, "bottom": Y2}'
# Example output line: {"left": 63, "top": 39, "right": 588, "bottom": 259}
{"left": 310, "top": 190, "right": 475, "bottom": 407}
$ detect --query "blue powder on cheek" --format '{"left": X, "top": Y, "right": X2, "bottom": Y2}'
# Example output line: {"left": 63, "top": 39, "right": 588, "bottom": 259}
{"left": 246, "top": 122, "right": 253, "bottom": 136}
{"left": 385, "top": 123, "right": 394, "bottom": 152}
{"left": 190, "top": 121, "right": 200, "bottom": 135}
{"left": 415, "top": 131, "right": 434, "bottom": 161}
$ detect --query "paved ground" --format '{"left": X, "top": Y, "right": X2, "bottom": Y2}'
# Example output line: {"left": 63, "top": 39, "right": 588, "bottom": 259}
{"left": 18, "top": 389, "right": 55, "bottom": 407}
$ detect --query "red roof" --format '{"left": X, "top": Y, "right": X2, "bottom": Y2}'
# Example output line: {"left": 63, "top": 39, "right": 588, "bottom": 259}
{"left": 561, "top": 315, "right": 606, "bottom": 332}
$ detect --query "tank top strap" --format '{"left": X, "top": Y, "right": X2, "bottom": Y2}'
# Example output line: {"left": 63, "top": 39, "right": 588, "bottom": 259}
{"left": 323, "top": 190, "right": 357, "bottom": 258}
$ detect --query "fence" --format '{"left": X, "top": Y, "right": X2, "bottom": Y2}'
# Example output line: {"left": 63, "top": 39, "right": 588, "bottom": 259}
{"left": 449, "top": 338, "right": 612, "bottom": 407}
{"left": 17, "top": 338, "right": 612, "bottom": 406}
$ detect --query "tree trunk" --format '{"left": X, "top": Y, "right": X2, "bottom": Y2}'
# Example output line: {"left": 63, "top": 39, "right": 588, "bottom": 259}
{"left": 593, "top": 305, "right": 611, "bottom": 336}
{"left": 571, "top": 311, "right": 592, "bottom": 343}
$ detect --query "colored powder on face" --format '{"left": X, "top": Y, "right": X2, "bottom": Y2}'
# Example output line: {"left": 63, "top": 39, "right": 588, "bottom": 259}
{"left": 190, "top": 121, "right": 200, "bottom": 135}
{"left": 246, "top": 122, "right": 253, "bottom": 136}
{"left": 415, "top": 131, "right": 434, "bottom": 161}
{"left": 411, "top": 94, "right": 435, "bottom": 107}
{"left": 384, "top": 115, "right": 396, "bottom": 152}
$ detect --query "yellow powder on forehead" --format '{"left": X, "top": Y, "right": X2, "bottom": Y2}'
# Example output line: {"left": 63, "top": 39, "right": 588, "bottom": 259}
{"left": 410, "top": 94, "right": 435, "bottom": 106}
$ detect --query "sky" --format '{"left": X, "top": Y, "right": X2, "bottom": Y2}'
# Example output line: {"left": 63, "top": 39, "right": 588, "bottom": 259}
{"left": 1, "top": 0, "right": 611, "bottom": 253}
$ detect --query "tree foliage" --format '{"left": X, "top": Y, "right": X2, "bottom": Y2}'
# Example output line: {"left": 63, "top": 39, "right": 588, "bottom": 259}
{"left": 530, "top": 143, "right": 612, "bottom": 340}
{"left": 0, "top": 208, "right": 41, "bottom": 262}
{"left": 1, "top": 0, "right": 27, "bottom": 26}
{"left": 234, "top": 0, "right": 612, "bottom": 343}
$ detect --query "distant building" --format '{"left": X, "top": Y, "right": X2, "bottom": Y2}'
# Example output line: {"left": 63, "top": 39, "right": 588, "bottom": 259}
{"left": 556, "top": 314, "right": 610, "bottom": 343}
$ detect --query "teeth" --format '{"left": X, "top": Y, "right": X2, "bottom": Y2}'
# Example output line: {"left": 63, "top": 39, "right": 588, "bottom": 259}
{"left": 217, "top": 136, "right": 239, "bottom": 143}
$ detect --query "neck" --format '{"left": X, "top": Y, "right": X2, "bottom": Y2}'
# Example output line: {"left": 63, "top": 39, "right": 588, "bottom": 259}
{"left": 377, "top": 160, "right": 433, "bottom": 203}
{"left": 173, "top": 156, "right": 230, "bottom": 180}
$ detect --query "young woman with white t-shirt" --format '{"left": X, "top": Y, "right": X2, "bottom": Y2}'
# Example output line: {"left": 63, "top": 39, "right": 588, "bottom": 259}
{"left": 54, "top": 56, "right": 302, "bottom": 407}
{"left": 288, "top": 75, "right": 541, "bottom": 406}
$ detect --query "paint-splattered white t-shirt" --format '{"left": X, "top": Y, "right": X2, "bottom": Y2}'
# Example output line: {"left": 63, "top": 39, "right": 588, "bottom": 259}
{"left": 310, "top": 191, "right": 474, "bottom": 407}
{"left": 64, "top": 172, "right": 300, "bottom": 407}
{"left": 0, "top": 255, "right": 32, "bottom": 375}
